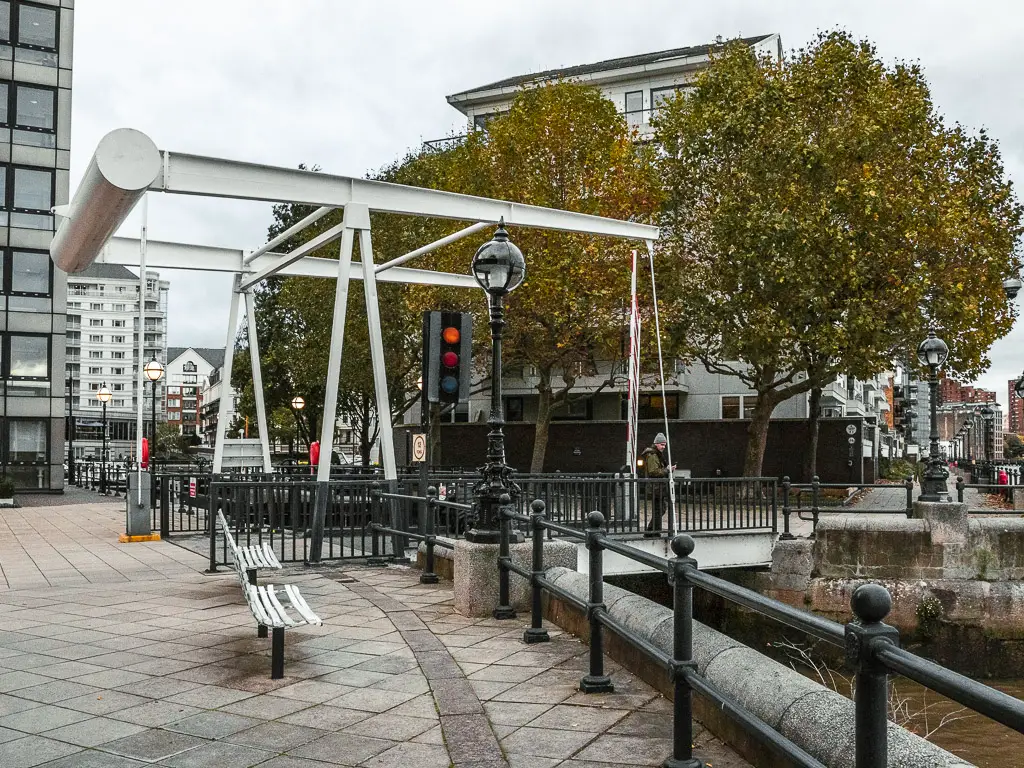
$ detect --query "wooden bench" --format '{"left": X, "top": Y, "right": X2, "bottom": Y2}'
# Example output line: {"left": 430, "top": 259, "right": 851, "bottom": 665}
{"left": 216, "top": 510, "right": 321, "bottom": 678}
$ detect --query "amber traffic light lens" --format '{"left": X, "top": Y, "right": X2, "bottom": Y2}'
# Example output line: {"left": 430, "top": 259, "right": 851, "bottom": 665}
{"left": 442, "top": 327, "right": 460, "bottom": 344}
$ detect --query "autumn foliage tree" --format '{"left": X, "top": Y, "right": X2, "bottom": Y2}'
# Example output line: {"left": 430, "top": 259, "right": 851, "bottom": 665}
{"left": 656, "top": 31, "right": 1022, "bottom": 477}
{"left": 403, "top": 82, "right": 663, "bottom": 471}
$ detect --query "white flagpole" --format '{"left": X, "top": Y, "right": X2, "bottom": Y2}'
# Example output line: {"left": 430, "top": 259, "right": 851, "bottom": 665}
{"left": 626, "top": 249, "right": 641, "bottom": 478}
{"left": 136, "top": 195, "right": 148, "bottom": 508}
{"left": 646, "top": 240, "right": 676, "bottom": 532}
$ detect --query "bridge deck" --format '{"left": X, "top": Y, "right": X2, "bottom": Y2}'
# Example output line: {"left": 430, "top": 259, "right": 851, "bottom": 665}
{"left": 0, "top": 495, "right": 750, "bottom": 767}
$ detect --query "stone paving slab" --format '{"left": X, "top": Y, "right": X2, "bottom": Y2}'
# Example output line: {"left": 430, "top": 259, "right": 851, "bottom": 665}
{"left": 0, "top": 498, "right": 751, "bottom": 767}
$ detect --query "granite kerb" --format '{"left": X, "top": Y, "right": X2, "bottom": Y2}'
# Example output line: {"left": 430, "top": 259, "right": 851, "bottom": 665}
{"left": 543, "top": 566, "right": 971, "bottom": 768}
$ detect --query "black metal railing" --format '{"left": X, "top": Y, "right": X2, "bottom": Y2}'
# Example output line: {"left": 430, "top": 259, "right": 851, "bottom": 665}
{"left": 780, "top": 476, "right": 915, "bottom": 537}
{"left": 494, "top": 502, "right": 1024, "bottom": 768}
{"left": 205, "top": 477, "right": 388, "bottom": 569}
{"left": 956, "top": 476, "right": 1023, "bottom": 513}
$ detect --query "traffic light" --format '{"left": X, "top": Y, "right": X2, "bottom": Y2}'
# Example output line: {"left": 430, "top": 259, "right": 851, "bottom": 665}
{"left": 423, "top": 311, "right": 472, "bottom": 404}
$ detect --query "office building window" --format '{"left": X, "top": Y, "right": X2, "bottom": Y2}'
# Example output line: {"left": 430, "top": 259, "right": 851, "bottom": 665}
{"left": 721, "top": 395, "right": 757, "bottom": 420}
{"left": 2, "top": 165, "right": 54, "bottom": 229}
{"left": 505, "top": 397, "right": 524, "bottom": 422}
{"left": 0, "top": 82, "right": 56, "bottom": 147}
{"left": 7, "top": 333, "right": 47, "bottom": 378}
{"left": 8, "top": 418, "right": 46, "bottom": 462}
{"left": 113, "top": 303, "right": 125, "bottom": 311}
{"left": 111, "top": 319, "right": 125, "bottom": 328}
{"left": 0, "top": 2, "right": 58, "bottom": 67}
{"left": 88, "top": 351, "right": 102, "bottom": 359}
{"left": 651, "top": 85, "right": 691, "bottom": 118}
{"left": 111, "top": 335, "right": 125, "bottom": 344}
{"left": 88, "top": 318, "right": 102, "bottom": 326}
{"left": 625, "top": 90, "right": 643, "bottom": 128}
{"left": 89, "top": 302, "right": 102, "bottom": 310}
{"left": 111, "top": 351, "right": 124, "bottom": 359}
{"left": 87, "top": 366, "right": 101, "bottom": 375}
{"left": 88, "top": 334, "right": 102, "bottom": 342}
{"left": 639, "top": 393, "right": 679, "bottom": 420}
{"left": 4, "top": 248, "right": 50, "bottom": 310}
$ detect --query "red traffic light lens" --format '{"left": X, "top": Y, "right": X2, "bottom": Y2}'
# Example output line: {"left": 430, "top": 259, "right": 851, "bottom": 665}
{"left": 442, "top": 327, "right": 460, "bottom": 344}
{"left": 442, "top": 351, "right": 459, "bottom": 368}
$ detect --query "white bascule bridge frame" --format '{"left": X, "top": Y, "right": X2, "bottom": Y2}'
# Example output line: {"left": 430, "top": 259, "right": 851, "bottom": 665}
{"left": 52, "top": 128, "right": 659, "bottom": 558}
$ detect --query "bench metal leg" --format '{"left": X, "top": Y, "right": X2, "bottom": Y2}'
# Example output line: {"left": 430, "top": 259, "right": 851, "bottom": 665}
{"left": 271, "top": 627, "right": 285, "bottom": 679}
{"left": 247, "top": 569, "right": 268, "bottom": 637}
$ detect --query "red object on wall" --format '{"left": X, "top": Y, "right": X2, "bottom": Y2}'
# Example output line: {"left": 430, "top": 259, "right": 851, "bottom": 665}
{"left": 310, "top": 441, "right": 320, "bottom": 468}
{"left": 141, "top": 438, "right": 149, "bottom": 469}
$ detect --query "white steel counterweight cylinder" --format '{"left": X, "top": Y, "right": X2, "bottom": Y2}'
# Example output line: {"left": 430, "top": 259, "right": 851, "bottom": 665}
{"left": 50, "top": 128, "right": 162, "bottom": 273}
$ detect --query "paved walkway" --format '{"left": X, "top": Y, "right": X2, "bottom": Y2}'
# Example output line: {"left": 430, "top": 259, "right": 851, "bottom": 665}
{"left": 0, "top": 496, "right": 749, "bottom": 767}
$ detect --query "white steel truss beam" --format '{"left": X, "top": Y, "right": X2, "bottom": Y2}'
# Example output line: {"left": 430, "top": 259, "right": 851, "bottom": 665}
{"left": 99, "top": 237, "right": 479, "bottom": 289}
{"left": 243, "top": 205, "right": 334, "bottom": 265}
{"left": 375, "top": 221, "right": 489, "bottom": 274}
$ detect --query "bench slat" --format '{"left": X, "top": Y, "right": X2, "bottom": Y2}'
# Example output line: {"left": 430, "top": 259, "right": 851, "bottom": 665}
{"left": 265, "top": 586, "right": 302, "bottom": 628}
{"left": 284, "top": 584, "right": 322, "bottom": 625}
{"left": 260, "top": 543, "right": 283, "bottom": 568}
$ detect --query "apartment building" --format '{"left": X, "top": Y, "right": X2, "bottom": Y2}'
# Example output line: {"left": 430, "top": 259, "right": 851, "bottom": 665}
{"left": 66, "top": 264, "right": 169, "bottom": 462}
{"left": 165, "top": 347, "right": 222, "bottom": 438}
{"left": 1007, "top": 379, "right": 1023, "bottom": 436}
{"left": 199, "top": 363, "right": 236, "bottom": 446}
{"left": 0, "top": 1, "right": 73, "bottom": 490}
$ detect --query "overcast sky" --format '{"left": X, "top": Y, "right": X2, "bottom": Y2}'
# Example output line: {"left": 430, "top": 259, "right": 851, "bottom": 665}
{"left": 69, "top": 1, "right": 1024, "bottom": 413}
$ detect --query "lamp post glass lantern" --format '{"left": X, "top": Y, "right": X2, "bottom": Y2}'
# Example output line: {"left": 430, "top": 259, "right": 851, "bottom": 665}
{"left": 97, "top": 385, "right": 112, "bottom": 494}
{"left": 916, "top": 330, "right": 950, "bottom": 502}
{"left": 467, "top": 219, "right": 526, "bottom": 544}
{"left": 144, "top": 358, "right": 164, "bottom": 499}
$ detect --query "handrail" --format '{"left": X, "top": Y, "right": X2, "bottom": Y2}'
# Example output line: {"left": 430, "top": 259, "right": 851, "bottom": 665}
{"left": 487, "top": 499, "right": 1024, "bottom": 768}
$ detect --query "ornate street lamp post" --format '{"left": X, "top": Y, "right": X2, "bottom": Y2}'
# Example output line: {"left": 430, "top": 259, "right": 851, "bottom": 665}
{"left": 97, "top": 384, "right": 112, "bottom": 495}
{"left": 917, "top": 330, "right": 950, "bottom": 501}
{"left": 144, "top": 358, "right": 165, "bottom": 504}
{"left": 290, "top": 396, "right": 306, "bottom": 458}
{"left": 468, "top": 219, "right": 526, "bottom": 545}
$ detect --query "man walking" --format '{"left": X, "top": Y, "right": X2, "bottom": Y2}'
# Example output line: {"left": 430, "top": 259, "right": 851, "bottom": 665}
{"left": 641, "top": 432, "right": 673, "bottom": 537}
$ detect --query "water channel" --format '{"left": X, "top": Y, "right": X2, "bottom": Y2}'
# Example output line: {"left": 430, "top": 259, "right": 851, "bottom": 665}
{"left": 891, "top": 678, "right": 1024, "bottom": 767}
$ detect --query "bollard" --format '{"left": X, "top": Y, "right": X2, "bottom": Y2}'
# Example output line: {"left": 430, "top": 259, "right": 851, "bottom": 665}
{"left": 666, "top": 534, "right": 702, "bottom": 768}
{"left": 421, "top": 487, "right": 439, "bottom": 585}
{"left": 956, "top": 475, "right": 965, "bottom": 503}
{"left": 580, "top": 511, "right": 614, "bottom": 693}
{"left": 524, "top": 499, "right": 550, "bottom": 644}
{"left": 810, "top": 476, "right": 820, "bottom": 538}
{"left": 779, "top": 476, "right": 794, "bottom": 540}
{"left": 904, "top": 476, "right": 914, "bottom": 518}
{"left": 493, "top": 493, "right": 516, "bottom": 620}
{"left": 207, "top": 485, "right": 219, "bottom": 573}
{"left": 159, "top": 476, "right": 170, "bottom": 538}
{"left": 845, "top": 583, "right": 899, "bottom": 768}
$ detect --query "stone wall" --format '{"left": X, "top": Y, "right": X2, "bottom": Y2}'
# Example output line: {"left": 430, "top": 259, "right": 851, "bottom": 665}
{"left": 756, "top": 504, "right": 1024, "bottom": 676}
{"left": 542, "top": 567, "right": 968, "bottom": 768}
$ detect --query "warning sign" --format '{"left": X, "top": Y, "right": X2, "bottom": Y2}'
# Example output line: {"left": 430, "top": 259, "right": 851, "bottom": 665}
{"left": 189, "top": 477, "right": 197, "bottom": 498}
{"left": 411, "top": 433, "right": 427, "bottom": 463}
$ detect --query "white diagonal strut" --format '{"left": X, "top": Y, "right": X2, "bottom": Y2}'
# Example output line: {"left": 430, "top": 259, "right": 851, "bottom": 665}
{"left": 359, "top": 226, "right": 397, "bottom": 480}
{"left": 213, "top": 279, "right": 243, "bottom": 473}
{"left": 244, "top": 291, "right": 273, "bottom": 472}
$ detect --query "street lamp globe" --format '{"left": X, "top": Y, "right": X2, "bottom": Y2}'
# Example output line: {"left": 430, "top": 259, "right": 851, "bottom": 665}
{"left": 1004, "top": 275, "right": 1022, "bottom": 301}
{"left": 916, "top": 329, "right": 949, "bottom": 370}
{"left": 291, "top": 396, "right": 305, "bottom": 411}
{"left": 472, "top": 219, "right": 526, "bottom": 296}
{"left": 97, "top": 385, "right": 112, "bottom": 404}
{"left": 1015, "top": 374, "right": 1024, "bottom": 400}
{"left": 144, "top": 358, "right": 164, "bottom": 382}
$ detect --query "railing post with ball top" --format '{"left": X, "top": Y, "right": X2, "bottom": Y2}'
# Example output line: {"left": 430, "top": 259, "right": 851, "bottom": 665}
{"left": 580, "top": 511, "right": 614, "bottom": 693}
{"left": 665, "top": 534, "right": 703, "bottom": 768}
{"left": 524, "top": 498, "right": 550, "bottom": 644}
{"left": 846, "top": 583, "right": 899, "bottom": 768}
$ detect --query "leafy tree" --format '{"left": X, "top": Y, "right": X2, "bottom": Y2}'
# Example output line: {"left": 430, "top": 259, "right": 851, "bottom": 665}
{"left": 1005, "top": 433, "right": 1024, "bottom": 460}
{"left": 400, "top": 82, "right": 664, "bottom": 472}
{"left": 656, "top": 32, "right": 1022, "bottom": 477}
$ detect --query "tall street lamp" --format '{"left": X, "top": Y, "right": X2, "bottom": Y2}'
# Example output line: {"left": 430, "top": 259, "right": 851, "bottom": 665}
{"left": 144, "top": 358, "right": 165, "bottom": 503}
{"left": 97, "top": 384, "right": 112, "bottom": 495}
{"left": 66, "top": 375, "right": 76, "bottom": 485}
{"left": 291, "top": 396, "right": 306, "bottom": 456}
{"left": 468, "top": 219, "right": 526, "bottom": 545}
{"left": 917, "top": 330, "right": 950, "bottom": 502}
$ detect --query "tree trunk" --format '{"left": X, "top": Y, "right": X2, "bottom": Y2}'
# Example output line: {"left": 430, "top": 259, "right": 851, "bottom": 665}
{"left": 805, "top": 386, "right": 822, "bottom": 482}
{"left": 742, "top": 393, "right": 777, "bottom": 478}
{"left": 530, "top": 372, "right": 553, "bottom": 473}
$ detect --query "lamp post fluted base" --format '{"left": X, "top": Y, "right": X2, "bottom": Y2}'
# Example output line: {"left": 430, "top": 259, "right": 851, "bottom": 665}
{"left": 579, "top": 675, "right": 614, "bottom": 694}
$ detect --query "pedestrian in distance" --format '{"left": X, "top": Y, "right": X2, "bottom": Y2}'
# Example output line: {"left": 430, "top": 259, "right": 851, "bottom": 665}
{"left": 640, "top": 432, "right": 674, "bottom": 537}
